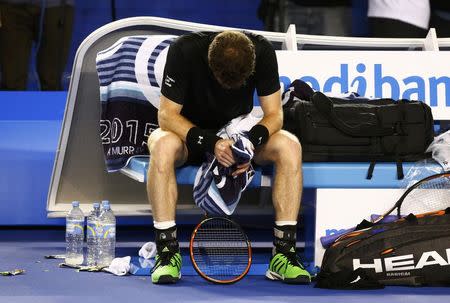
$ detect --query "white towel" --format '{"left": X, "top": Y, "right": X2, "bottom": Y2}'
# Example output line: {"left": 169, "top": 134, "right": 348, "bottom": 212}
{"left": 103, "top": 256, "right": 131, "bottom": 276}
{"left": 139, "top": 242, "right": 157, "bottom": 259}
{"left": 102, "top": 243, "right": 157, "bottom": 276}
{"left": 138, "top": 257, "right": 155, "bottom": 269}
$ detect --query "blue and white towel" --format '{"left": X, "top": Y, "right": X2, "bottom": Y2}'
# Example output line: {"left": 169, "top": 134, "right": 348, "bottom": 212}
{"left": 95, "top": 35, "right": 176, "bottom": 172}
{"left": 193, "top": 114, "right": 261, "bottom": 215}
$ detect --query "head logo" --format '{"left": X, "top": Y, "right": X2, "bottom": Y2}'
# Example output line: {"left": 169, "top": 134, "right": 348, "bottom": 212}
{"left": 353, "top": 248, "right": 450, "bottom": 273}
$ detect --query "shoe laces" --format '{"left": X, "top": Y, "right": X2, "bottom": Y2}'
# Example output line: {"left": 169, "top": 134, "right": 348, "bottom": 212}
{"left": 285, "top": 252, "right": 304, "bottom": 269}
{"left": 278, "top": 250, "right": 305, "bottom": 270}
{"left": 151, "top": 250, "right": 177, "bottom": 273}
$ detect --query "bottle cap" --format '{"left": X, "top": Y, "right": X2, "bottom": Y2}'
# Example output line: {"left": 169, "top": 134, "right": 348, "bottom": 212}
{"left": 103, "top": 204, "right": 111, "bottom": 210}
{"left": 101, "top": 200, "right": 110, "bottom": 206}
{"left": 72, "top": 201, "right": 80, "bottom": 207}
{"left": 93, "top": 202, "right": 100, "bottom": 209}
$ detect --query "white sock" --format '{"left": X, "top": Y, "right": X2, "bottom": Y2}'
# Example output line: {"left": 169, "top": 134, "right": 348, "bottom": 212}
{"left": 275, "top": 220, "right": 297, "bottom": 226}
{"left": 154, "top": 220, "right": 176, "bottom": 230}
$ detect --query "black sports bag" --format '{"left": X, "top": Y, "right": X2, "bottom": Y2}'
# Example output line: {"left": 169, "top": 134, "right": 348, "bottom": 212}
{"left": 316, "top": 209, "right": 450, "bottom": 289}
{"left": 282, "top": 81, "right": 435, "bottom": 179}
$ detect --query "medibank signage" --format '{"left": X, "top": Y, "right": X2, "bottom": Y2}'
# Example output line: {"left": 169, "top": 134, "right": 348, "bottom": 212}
{"left": 276, "top": 51, "right": 450, "bottom": 120}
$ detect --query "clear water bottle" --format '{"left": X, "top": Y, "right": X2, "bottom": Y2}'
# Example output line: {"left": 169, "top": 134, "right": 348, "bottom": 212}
{"left": 65, "top": 201, "right": 85, "bottom": 265}
{"left": 86, "top": 202, "right": 101, "bottom": 266}
{"left": 97, "top": 204, "right": 116, "bottom": 267}
{"left": 101, "top": 200, "right": 109, "bottom": 211}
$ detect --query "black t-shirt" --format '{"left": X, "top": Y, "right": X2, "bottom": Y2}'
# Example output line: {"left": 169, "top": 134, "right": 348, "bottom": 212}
{"left": 161, "top": 31, "right": 280, "bottom": 130}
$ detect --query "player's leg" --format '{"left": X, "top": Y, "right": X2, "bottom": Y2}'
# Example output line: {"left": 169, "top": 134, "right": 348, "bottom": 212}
{"left": 254, "top": 130, "right": 302, "bottom": 221}
{"left": 147, "top": 128, "right": 187, "bottom": 222}
{"left": 254, "top": 130, "right": 311, "bottom": 284}
{"left": 147, "top": 128, "right": 188, "bottom": 284}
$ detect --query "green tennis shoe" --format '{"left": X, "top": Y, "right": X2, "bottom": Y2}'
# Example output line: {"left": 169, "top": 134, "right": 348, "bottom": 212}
{"left": 151, "top": 248, "right": 182, "bottom": 284}
{"left": 266, "top": 250, "right": 311, "bottom": 284}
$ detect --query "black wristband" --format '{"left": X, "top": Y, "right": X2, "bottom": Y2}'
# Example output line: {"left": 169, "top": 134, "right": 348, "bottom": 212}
{"left": 186, "top": 127, "right": 221, "bottom": 154}
{"left": 248, "top": 124, "right": 269, "bottom": 147}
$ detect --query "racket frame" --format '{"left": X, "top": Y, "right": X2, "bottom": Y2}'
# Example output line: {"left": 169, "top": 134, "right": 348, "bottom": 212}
{"left": 332, "top": 172, "right": 450, "bottom": 245}
{"left": 189, "top": 217, "right": 252, "bottom": 284}
{"left": 373, "top": 172, "right": 450, "bottom": 224}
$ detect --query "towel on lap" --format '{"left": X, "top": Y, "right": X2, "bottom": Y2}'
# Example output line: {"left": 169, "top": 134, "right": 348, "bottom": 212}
{"left": 193, "top": 114, "right": 261, "bottom": 215}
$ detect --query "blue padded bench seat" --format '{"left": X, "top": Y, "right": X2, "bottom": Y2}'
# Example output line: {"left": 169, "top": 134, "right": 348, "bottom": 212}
{"left": 122, "top": 157, "right": 441, "bottom": 188}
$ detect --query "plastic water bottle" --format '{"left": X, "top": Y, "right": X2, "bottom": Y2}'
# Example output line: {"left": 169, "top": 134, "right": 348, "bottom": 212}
{"left": 98, "top": 204, "right": 116, "bottom": 267}
{"left": 65, "top": 201, "right": 85, "bottom": 265}
{"left": 96, "top": 200, "right": 110, "bottom": 266}
{"left": 86, "top": 202, "right": 101, "bottom": 266}
{"left": 101, "top": 200, "right": 110, "bottom": 211}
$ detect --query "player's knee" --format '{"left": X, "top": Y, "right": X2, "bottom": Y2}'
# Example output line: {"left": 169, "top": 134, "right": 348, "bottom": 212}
{"left": 148, "top": 130, "right": 183, "bottom": 170}
{"left": 147, "top": 128, "right": 163, "bottom": 149}
{"left": 273, "top": 131, "right": 302, "bottom": 165}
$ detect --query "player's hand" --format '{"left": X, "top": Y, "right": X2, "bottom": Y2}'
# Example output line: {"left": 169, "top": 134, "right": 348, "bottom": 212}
{"left": 214, "top": 139, "right": 235, "bottom": 167}
{"left": 232, "top": 162, "right": 251, "bottom": 177}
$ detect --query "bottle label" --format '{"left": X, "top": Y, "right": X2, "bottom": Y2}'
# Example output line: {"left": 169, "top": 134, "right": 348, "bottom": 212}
{"left": 87, "top": 222, "right": 100, "bottom": 238}
{"left": 66, "top": 219, "right": 84, "bottom": 235}
{"left": 102, "top": 224, "right": 116, "bottom": 239}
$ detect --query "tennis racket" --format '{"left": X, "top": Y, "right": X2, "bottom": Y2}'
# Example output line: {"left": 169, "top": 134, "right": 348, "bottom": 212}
{"left": 373, "top": 171, "right": 450, "bottom": 223}
{"left": 321, "top": 172, "right": 450, "bottom": 247}
{"left": 189, "top": 216, "right": 252, "bottom": 284}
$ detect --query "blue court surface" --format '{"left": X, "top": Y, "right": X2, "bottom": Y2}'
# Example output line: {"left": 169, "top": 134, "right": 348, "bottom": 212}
{"left": 1, "top": 229, "right": 450, "bottom": 303}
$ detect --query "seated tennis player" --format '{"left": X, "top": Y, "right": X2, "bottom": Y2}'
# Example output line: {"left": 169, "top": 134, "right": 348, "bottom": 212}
{"left": 147, "top": 30, "right": 310, "bottom": 284}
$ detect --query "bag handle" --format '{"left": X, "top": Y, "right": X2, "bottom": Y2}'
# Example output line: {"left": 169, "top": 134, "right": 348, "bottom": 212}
{"left": 311, "top": 92, "right": 395, "bottom": 137}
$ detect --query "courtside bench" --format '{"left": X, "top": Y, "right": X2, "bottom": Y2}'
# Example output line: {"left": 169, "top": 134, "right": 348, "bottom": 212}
{"left": 123, "top": 157, "right": 429, "bottom": 189}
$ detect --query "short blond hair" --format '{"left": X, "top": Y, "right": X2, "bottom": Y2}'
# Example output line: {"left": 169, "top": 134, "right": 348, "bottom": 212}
{"left": 208, "top": 31, "right": 256, "bottom": 89}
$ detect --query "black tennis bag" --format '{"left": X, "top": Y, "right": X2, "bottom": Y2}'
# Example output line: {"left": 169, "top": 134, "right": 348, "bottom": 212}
{"left": 316, "top": 209, "right": 450, "bottom": 289}
{"left": 282, "top": 81, "right": 434, "bottom": 179}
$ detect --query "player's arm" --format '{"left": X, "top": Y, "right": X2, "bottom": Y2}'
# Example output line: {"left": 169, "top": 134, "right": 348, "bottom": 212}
{"left": 159, "top": 95, "right": 235, "bottom": 167}
{"left": 232, "top": 90, "right": 282, "bottom": 176}
{"left": 255, "top": 89, "right": 283, "bottom": 137}
{"left": 245, "top": 90, "right": 283, "bottom": 149}
{"left": 246, "top": 36, "right": 282, "bottom": 149}
{"left": 158, "top": 95, "right": 193, "bottom": 140}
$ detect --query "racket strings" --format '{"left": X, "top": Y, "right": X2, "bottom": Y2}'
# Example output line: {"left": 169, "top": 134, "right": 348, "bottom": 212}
{"left": 192, "top": 218, "right": 250, "bottom": 280}
{"left": 400, "top": 175, "right": 450, "bottom": 215}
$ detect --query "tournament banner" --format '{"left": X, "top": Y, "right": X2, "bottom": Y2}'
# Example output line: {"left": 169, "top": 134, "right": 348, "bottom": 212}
{"left": 276, "top": 51, "right": 450, "bottom": 120}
